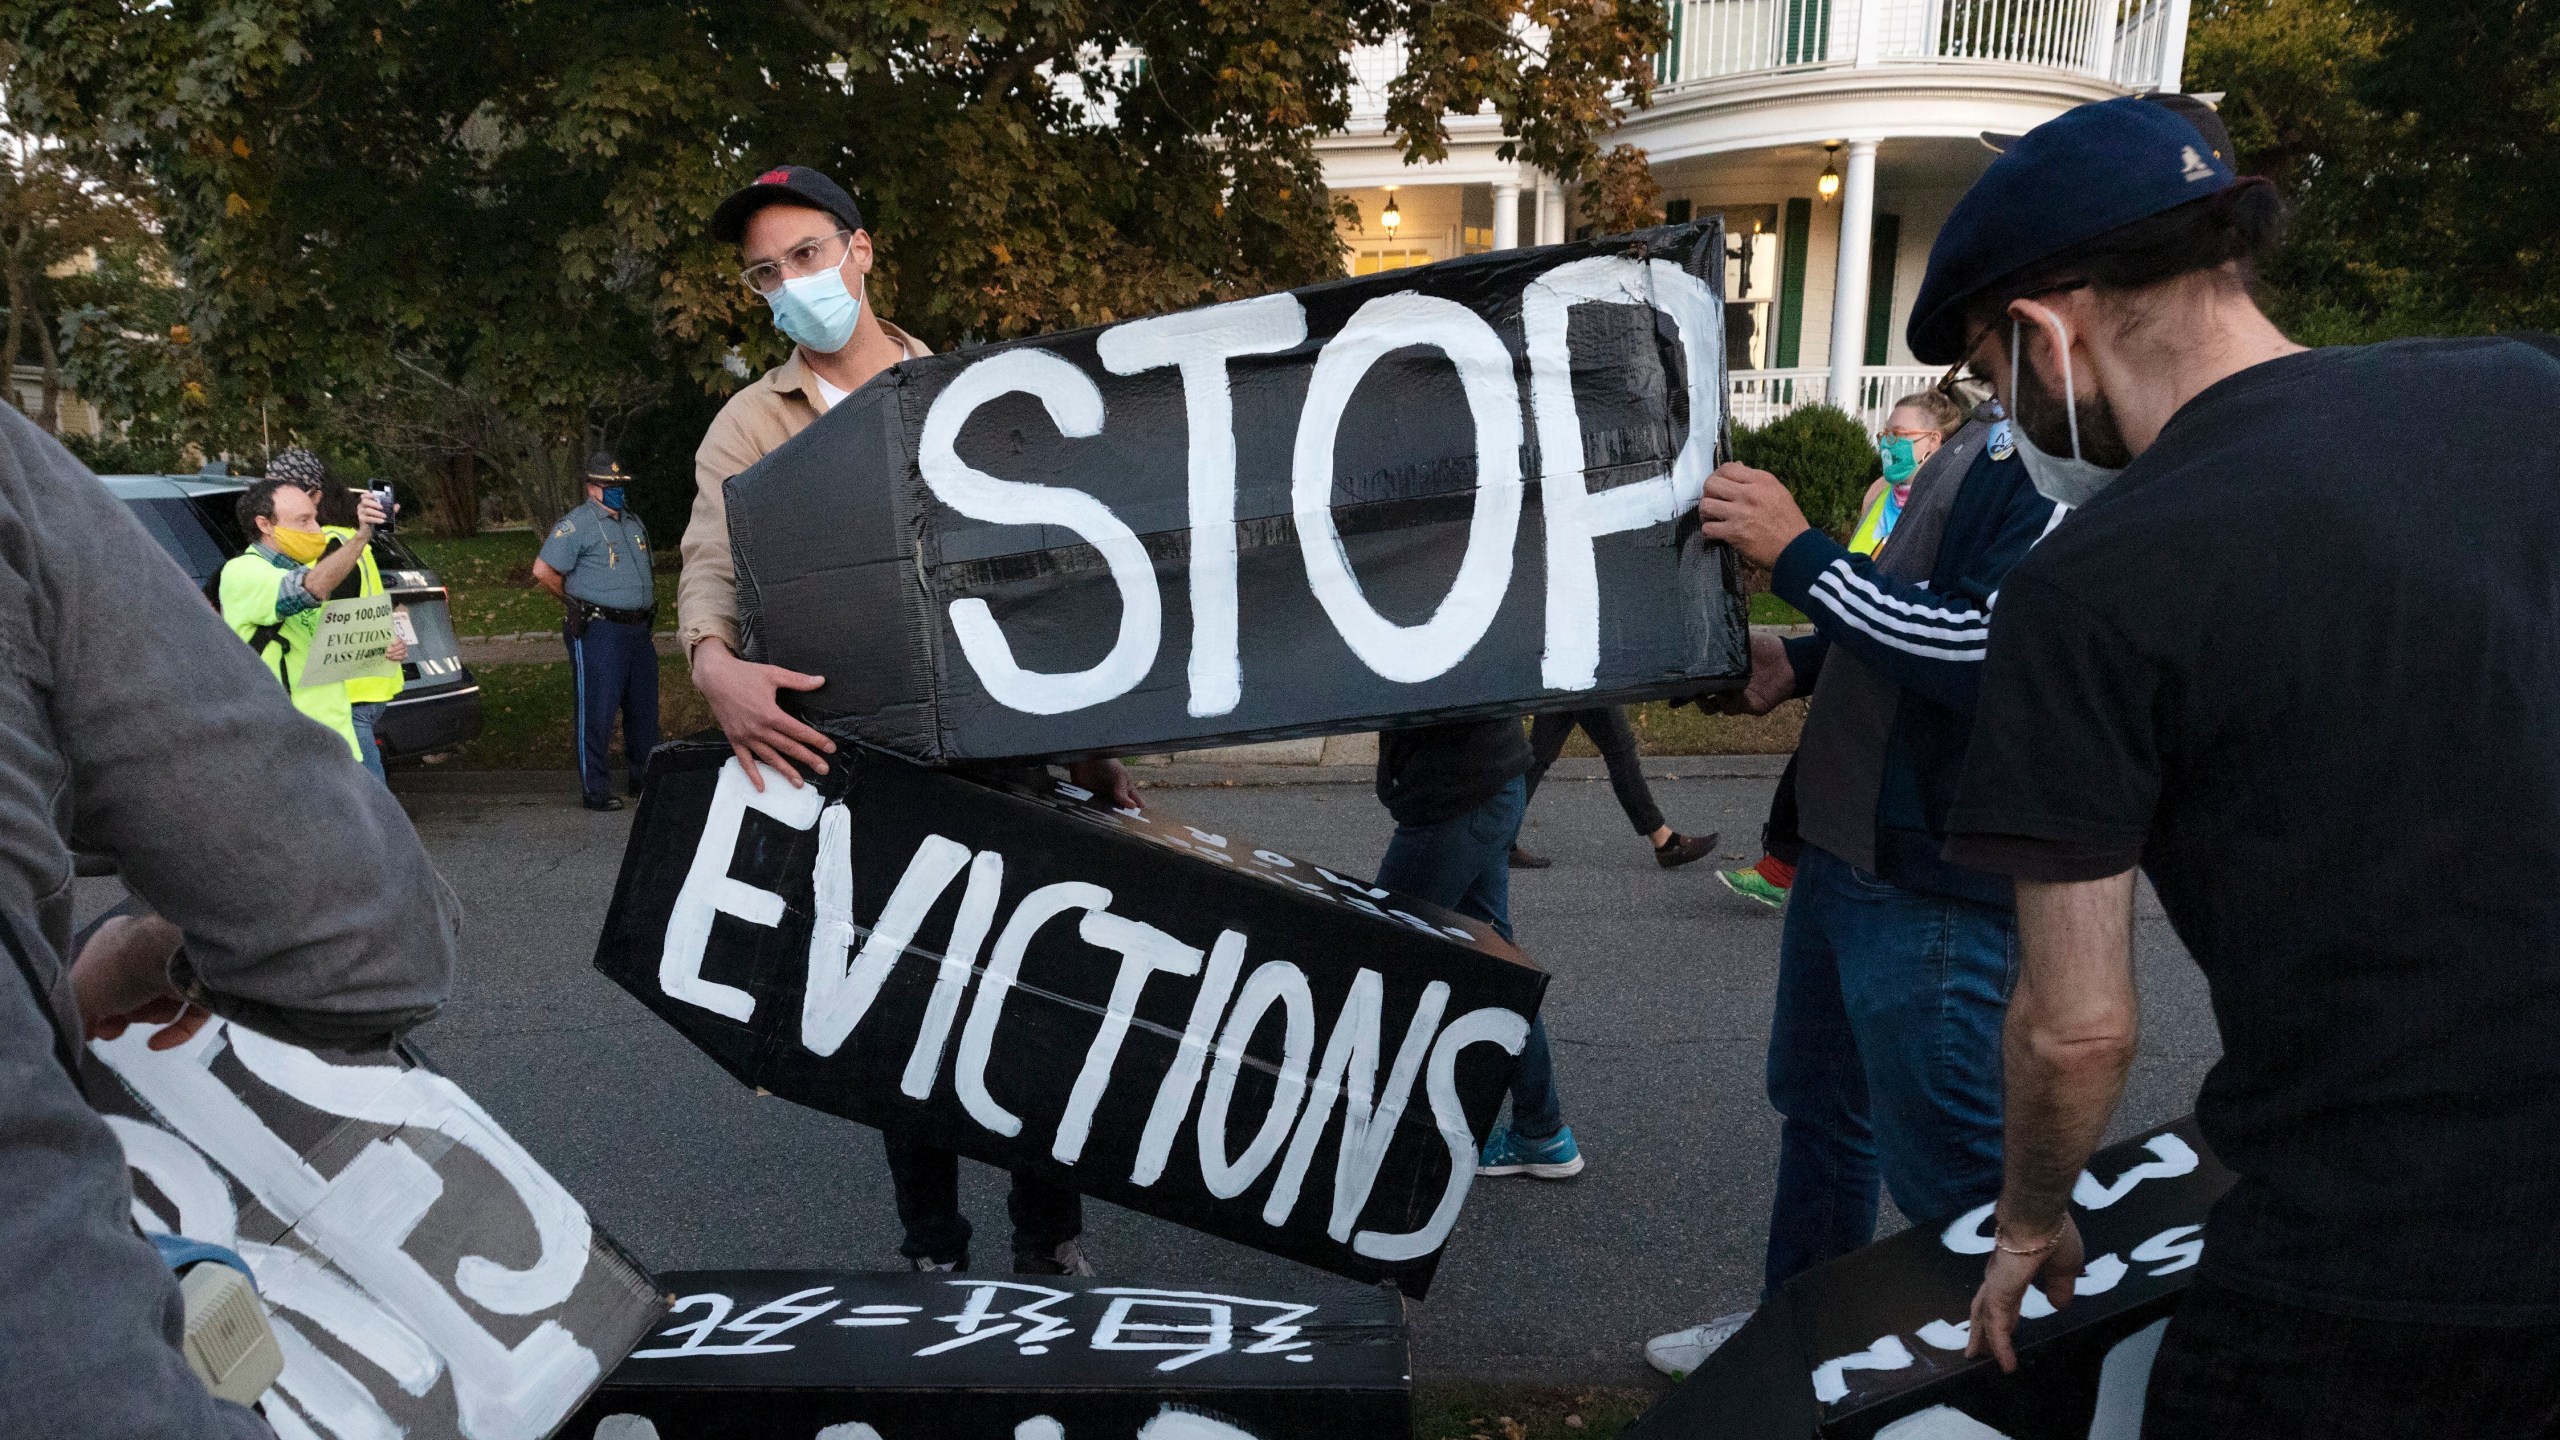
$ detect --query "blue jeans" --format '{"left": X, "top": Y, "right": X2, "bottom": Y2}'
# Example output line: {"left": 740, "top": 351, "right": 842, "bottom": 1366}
{"left": 1764, "top": 845, "right": 2015, "bottom": 1290}
{"left": 349, "top": 700, "right": 388, "bottom": 784}
{"left": 1373, "top": 776, "right": 1563, "bottom": 1140}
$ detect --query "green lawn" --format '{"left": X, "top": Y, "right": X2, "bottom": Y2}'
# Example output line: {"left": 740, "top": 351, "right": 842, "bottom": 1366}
{"left": 1749, "top": 591, "right": 1807, "bottom": 625}
{"left": 407, "top": 530, "right": 676, "bottom": 637}
{"left": 450, "top": 656, "right": 713, "bottom": 769}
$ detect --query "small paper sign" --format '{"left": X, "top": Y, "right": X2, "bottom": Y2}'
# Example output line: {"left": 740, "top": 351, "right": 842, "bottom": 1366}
{"left": 302, "top": 594, "right": 403, "bottom": 687}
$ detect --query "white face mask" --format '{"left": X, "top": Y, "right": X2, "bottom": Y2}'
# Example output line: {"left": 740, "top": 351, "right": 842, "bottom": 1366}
{"left": 2009, "top": 316, "right": 2126, "bottom": 509}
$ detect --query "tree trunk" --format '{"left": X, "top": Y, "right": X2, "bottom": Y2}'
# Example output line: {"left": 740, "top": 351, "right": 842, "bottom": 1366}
{"left": 2, "top": 262, "right": 25, "bottom": 422}
{"left": 33, "top": 300, "right": 61, "bottom": 436}
{"left": 433, "top": 451, "right": 481, "bottom": 537}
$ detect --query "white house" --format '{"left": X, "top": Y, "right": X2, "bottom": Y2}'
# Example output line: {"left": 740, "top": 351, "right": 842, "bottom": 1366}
{"left": 1318, "top": 0, "right": 2191, "bottom": 430}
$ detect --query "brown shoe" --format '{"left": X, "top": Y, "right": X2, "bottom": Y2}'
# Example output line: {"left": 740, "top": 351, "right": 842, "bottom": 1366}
{"left": 1508, "top": 846, "right": 1553, "bottom": 870}
{"left": 1655, "top": 831, "right": 1718, "bottom": 870}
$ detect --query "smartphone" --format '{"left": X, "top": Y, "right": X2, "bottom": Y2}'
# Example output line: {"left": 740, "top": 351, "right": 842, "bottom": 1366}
{"left": 368, "top": 483, "right": 398, "bottom": 534}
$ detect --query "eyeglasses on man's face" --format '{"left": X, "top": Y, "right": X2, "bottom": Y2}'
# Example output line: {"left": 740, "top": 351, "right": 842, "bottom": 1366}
{"left": 739, "top": 230, "right": 854, "bottom": 296}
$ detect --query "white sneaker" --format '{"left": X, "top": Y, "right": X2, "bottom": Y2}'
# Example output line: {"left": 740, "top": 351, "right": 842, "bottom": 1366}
{"left": 1644, "top": 1309, "right": 1754, "bottom": 1381}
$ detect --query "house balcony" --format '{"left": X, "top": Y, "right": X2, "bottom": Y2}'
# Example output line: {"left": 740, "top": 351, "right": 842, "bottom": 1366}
{"left": 1653, "top": 0, "right": 2188, "bottom": 96}
{"left": 1320, "top": 0, "right": 2191, "bottom": 431}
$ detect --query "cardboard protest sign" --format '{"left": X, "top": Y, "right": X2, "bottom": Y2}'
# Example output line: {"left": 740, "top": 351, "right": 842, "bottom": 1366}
{"left": 593, "top": 736, "right": 1548, "bottom": 1296}
{"left": 302, "top": 594, "right": 403, "bottom": 687}
{"left": 86, "top": 1019, "right": 665, "bottom": 1440}
{"left": 562, "top": 1268, "right": 1410, "bottom": 1439}
{"left": 1626, "top": 1118, "right": 2235, "bottom": 1440}
{"left": 727, "top": 222, "right": 1748, "bottom": 765}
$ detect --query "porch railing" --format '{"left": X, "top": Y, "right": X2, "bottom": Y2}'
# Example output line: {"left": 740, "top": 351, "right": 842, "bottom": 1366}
{"left": 1731, "top": 365, "right": 1947, "bottom": 433}
{"left": 1649, "top": 0, "right": 2185, "bottom": 92}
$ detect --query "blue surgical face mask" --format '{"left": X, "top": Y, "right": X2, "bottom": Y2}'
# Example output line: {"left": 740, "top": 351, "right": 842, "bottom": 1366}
{"left": 2008, "top": 316, "right": 2125, "bottom": 509}
{"left": 767, "top": 266, "right": 862, "bottom": 354}
{"left": 599, "top": 485, "right": 628, "bottom": 512}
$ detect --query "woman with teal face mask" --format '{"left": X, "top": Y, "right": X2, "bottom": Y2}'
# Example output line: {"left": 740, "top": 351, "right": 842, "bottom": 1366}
{"left": 1848, "top": 391, "right": 1964, "bottom": 556}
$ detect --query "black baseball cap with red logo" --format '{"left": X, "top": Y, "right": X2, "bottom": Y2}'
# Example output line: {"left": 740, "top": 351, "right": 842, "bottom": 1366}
{"left": 711, "top": 164, "right": 867, "bottom": 244}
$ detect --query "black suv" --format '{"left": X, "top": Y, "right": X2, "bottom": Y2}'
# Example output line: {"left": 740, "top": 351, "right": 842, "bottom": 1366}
{"left": 107, "top": 473, "right": 484, "bottom": 761}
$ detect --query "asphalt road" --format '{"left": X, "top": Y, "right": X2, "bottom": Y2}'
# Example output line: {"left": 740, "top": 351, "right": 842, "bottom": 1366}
{"left": 172, "top": 759, "right": 2222, "bottom": 1390}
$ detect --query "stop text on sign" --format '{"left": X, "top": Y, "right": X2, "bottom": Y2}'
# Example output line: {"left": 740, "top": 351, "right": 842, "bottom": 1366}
{"left": 918, "top": 255, "right": 1725, "bottom": 718}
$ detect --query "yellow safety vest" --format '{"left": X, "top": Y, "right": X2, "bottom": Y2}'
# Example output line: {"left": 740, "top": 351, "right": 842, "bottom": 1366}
{"left": 218, "top": 550, "right": 361, "bottom": 760}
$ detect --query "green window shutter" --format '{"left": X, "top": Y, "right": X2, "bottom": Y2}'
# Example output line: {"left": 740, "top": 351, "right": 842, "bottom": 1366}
{"left": 1864, "top": 212, "right": 1901, "bottom": 367}
{"left": 1774, "top": 197, "right": 1812, "bottom": 368}
{"left": 1783, "top": 0, "right": 1833, "bottom": 63}
{"left": 1664, "top": 198, "right": 1693, "bottom": 224}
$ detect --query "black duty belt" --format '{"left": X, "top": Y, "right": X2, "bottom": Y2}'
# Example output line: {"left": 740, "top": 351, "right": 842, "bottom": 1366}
{"left": 573, "top": 601, "right": 655, "bottom": 627}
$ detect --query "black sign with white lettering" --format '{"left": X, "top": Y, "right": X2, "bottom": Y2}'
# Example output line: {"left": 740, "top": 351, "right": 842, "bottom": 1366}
{"left": 728, "top": 223, "right": 1747, "bottom": 765}
{"left": 593, "top": 737, "right": 1548, "bottom": 1296}
{"left": 1626, "top": 1117, "right": 2236, "bottom": 1439}
{"left": 83, "top": 1019, "right": 664, "bottom": 1440}
{"left": 560, "top": 1268, "right": 1409, "bottom": 1440}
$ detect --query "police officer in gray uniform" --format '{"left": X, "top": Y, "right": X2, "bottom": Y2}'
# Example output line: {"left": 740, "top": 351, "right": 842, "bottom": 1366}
{"left": 533, "top": 451, "right": 660, "bottom": 810}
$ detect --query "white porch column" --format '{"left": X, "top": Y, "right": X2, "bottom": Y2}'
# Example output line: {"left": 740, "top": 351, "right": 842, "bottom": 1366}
{"left": 1826, "top": 139, "right": 1881, "bottom": 422}
{"left": 1493, "top": 180, "right": 1522, "bottom": 250}
{"left": 2156, "top": 0, "right": 2191, "bottom": 91}
{"left": 1537, "top": 177, "right": 1566, "bottom": 245}
{"left": 2084, "top": 0, "right": 2119, "bottom": 83}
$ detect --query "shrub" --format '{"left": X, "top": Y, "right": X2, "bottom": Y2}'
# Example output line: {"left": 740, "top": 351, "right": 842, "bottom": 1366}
{"left": 1732, "top": 403, "right": 1878, "bottom": 540}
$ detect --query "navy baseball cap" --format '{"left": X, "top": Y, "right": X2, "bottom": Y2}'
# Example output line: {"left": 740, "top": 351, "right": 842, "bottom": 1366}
{"left": 1907, "top": 97, "right": 2238, "bottom": 363}
{"left": 712, "top": 164, "right": 866, "bottom": 244}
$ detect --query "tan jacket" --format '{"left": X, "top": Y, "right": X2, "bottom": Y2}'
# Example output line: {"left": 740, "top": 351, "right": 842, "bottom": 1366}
{"left": 679, "top": 322, "right": 931, "bottom": 657}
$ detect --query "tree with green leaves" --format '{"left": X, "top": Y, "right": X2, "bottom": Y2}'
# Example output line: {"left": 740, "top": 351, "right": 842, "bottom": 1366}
{"left": 4, "top": 1, "right": 1664, "bottom": 526}
{"left": 2189, "top": 0, "right": 2560, "bottom": 341}
{"left": 0, "top": 136, "right": 148, "bottom": 434}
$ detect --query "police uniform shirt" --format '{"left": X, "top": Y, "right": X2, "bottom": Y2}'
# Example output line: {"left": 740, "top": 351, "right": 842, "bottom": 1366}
{"left": 539, "top": 500, "right": 654, "bottom": 611}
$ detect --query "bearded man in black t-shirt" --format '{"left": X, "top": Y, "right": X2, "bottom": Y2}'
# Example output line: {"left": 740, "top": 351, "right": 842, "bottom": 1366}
{"left": 1906, "top": 98, "right": 2560, "bottom": 1436}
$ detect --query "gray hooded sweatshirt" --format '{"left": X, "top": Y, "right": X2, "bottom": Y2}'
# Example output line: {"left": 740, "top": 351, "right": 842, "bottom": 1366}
{"left": 0, "top": 409, "right": 459, "bottom": 1439}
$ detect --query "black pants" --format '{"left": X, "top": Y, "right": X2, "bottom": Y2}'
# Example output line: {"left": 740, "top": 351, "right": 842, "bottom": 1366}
{"left": 1761, "top": 754, "right": 1802, "bottom": 864}
{"left": 2143, "top": 1274, "right": 2560, "bottom": 1439}
{"left": 1525, "top": 707, "right": 1664, "bottom": 836}
{"left": 883, "top": 1132, "right": 1083, "bottom": 1267}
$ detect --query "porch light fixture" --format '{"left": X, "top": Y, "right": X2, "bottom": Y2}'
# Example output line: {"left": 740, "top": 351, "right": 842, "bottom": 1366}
{"left": 1380, "top": 189, "right": 1402, "bottom": 236}
{"left": 1817, "top": 143, "right": 1842, "bottom": 201}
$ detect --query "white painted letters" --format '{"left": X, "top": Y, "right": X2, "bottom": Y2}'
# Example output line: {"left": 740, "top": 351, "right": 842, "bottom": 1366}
{"left": 663, "top": 759, "right": 825, "bottom": 1022}
{"left": 1095, "top": 294, "right": 1308, "bottom": 717}
{"left": 1292, "top": 294, "right": 1525, "bottom": 683}
{"left": 1196, "top": 961, "right": 1317, "bottom": 1198}
{"left": 1352, "top": 1004, "right": 1528, "bottom": 1261}
{"left": 1522, "top": 257, "right": 1726, "bottom": 690}
{"left": 1054, "top": 913, "right": 1206, "bottom": 1165}
{"left": 956, "top": 881, "right": 1115, "bottom": 1137}
{"left": 921, "top": 348, "right": 1162, "bottom": 714}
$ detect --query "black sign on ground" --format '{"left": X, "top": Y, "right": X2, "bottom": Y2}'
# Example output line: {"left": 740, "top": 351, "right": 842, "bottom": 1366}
{"left": 593, "top": 737, "right": 1549, "bottom": 1297}
{"left": 1626, "top": 1117, "right": 2236, "bottom": 1440}
{"left": 727, "top": 223, "right": 1748, "bottom": 766}
{"left": 84, "top": 1019, "right": 665, "bottom": 1440}
{"left": 561, "top": 1268, "right": 1410, "bottom": 1439}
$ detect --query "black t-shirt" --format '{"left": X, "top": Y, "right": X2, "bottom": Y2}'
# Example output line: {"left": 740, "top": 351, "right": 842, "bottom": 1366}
{"left": 1375, "top": 718, "right": 1534, "bottom": 827}
{"left": 1948, "top": 337, "right": 2560, "bottom": 1324}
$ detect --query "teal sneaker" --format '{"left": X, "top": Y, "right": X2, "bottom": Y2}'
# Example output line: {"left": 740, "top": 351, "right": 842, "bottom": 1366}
{"left": 1477, "top": 1124, "right": 1585, "bottom": 1179}
{"left": 1717, "top": 866, "right": 1789, "bottom": 910}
